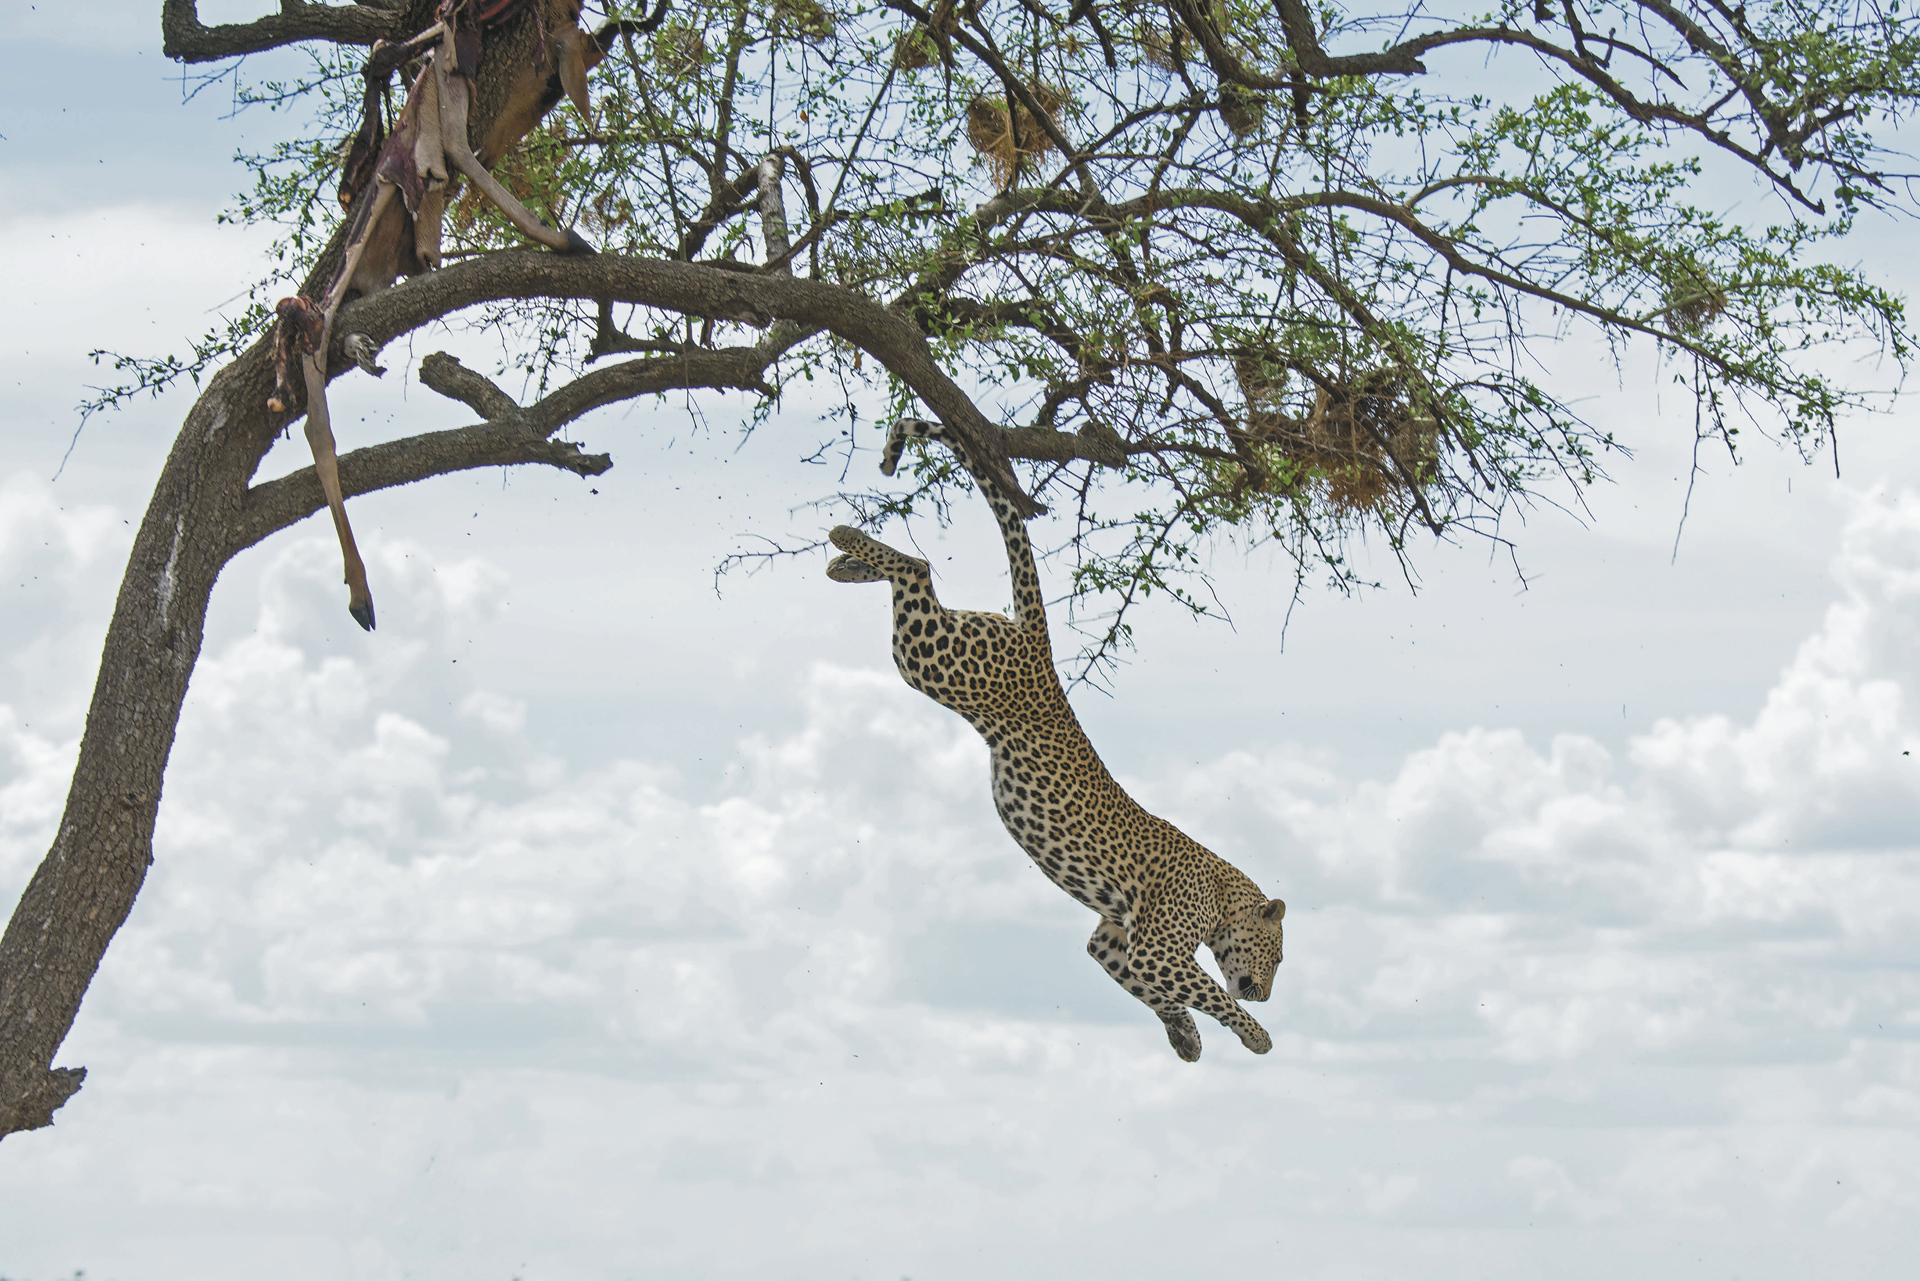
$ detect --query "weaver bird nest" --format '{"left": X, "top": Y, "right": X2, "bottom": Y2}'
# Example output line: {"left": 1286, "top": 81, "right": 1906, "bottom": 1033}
{"left": 771, "top": 0, "right": 835, "bottom": 39}
{"left": 651, "top": 19, "right": 708, "bottom": 79}
{"left": 965, "top": 85, "right": 1067, "bottom": 186}
{"left": 1237, "top": 362, "right": 1442, "bottom": 514}
{"left": 894, "top": 25, "right": 938, "bottom": 68}
{"left": 1663, "top": 271, "right": 1728, "bottom": 334}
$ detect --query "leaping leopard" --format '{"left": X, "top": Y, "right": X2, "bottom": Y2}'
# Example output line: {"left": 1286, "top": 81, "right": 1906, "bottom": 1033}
{"left": 825, "top": 417, "right": 1286, "bottom": 1061}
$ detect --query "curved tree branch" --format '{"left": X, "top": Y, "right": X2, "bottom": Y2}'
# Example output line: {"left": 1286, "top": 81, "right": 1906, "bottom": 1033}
{"left": 237, "top": 319, "right": 820, "bottom": 551}
{"left": 161, "top": 0, "right": 409, "bottom": 62}
{"left": 235, "top": 375, "right": 612, "bottom": 557}
{"left": 324, "top": 251, "right": 1045, "bottom": 516}
{"left": 1269, "top": 0, "right": 1431, "bottom": 75}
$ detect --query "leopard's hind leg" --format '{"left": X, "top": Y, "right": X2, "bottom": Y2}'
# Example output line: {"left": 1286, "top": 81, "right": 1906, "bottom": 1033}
{"left": 1088, "top": 918, "right": 1203, "bottom": 1062}
{"left": 825, "top": 553, "right": 888, "bottom": 583}
{"left": 881, "top": 418, "right": 1047, "bottom": 646}
{"left": 825, "top": 525, "right": 932, "bottom": 588}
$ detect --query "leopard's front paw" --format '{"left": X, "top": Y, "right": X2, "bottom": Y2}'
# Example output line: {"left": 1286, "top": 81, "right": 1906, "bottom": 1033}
{"left": 1237, "top": 1020, "right": 1272, "bottom": 1055}
{"left": 1163, "top": 1011, "right": 1202, "bottom": 1062}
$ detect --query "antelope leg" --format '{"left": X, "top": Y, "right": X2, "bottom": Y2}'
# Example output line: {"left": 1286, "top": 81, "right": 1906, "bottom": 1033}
{"left": 322, "top": 181, "right": 400, "bottom": 324}
{"left": 557, "top": 26, "right": 592, "bottom": 120}
{"left": 431, "top": 49, "right": 590, "bottom": 253}
{"left": 297, "top": 176, "right": 393, "bottom": 628}
{"left": 299, "top": 348, "right": 376, "bottom": 631}
{"left": 414, "top": 179, "right": 447, "bottom": 271}
{"left": 301, "top": 174, "right": 383, "bottom": 634}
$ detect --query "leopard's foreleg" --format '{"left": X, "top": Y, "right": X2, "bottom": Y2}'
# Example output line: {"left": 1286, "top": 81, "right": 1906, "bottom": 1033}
{"left": 1130, "top": 917, "right": 1273, "bottom": 1055}
{"left": 1088, "top": 918, "right": 1202, "bottom": 1062}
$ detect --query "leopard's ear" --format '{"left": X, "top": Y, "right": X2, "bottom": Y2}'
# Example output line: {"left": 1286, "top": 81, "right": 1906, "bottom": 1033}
{"left": 1257, "top": 898, "right": 1286, "bottom": 923}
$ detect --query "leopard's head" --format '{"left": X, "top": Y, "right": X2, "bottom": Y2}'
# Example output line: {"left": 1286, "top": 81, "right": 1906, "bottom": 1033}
{"left": 1211, "top": 897, "right": 1286, "bottom": 1002}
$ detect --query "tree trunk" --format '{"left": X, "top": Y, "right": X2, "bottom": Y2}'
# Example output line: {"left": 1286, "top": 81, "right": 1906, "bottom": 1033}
{"left": 0, "top": 336, "right": 283, "bottom": 1135}
{"left": 0, "top": 1, "right": 554, "bottom": 1139}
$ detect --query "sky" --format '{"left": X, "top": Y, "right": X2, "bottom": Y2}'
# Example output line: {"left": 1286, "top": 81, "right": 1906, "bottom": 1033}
{"left": 2, "top": 5, "right": 1919, "bottom": 1280}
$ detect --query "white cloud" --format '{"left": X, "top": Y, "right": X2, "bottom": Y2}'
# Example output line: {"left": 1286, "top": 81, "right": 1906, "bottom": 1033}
{"left": 1508, "top": 1153, "right": 1620, "bottom": 1222}
{"left": 0, "top": 478, "right": 131, "bottom": 905}
{"left": 0, "top": 206, "right": 278, "bottom": 383}
{"left": 1632, "top": 488, "right": 1920, "bottom": 855}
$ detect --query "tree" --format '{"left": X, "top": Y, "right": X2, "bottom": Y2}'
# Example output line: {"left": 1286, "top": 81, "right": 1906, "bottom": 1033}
{"left": 2, "top": 0, "right": 1916, "bottom": 1139}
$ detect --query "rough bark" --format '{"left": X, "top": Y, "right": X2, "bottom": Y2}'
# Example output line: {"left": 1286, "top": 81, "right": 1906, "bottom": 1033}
{"left": 0, "top": 350, "right": 261, "bottom": 1137}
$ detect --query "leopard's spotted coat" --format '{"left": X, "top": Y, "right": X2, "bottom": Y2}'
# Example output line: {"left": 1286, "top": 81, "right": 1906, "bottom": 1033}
{"left": 826, "top": 418, "right": 1286, "bottom": 1061}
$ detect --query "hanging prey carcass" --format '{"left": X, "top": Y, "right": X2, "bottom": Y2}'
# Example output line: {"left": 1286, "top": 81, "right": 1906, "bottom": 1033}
{"left": 269, "top": 0, "right": 666, "bottom": 630}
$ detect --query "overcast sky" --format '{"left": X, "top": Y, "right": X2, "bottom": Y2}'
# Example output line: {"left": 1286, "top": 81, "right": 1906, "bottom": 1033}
{"left": 2, "top": 6, "right": 1918, "bottom": 1280}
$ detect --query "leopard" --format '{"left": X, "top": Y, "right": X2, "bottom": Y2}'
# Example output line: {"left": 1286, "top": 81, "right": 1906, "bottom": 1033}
{"left": 825, "top": 417, "right": 1286, "bottom": 1061}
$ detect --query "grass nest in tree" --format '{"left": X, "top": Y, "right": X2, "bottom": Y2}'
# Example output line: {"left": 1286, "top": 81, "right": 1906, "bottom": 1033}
{"left": 1241, "top": 366, "right": 1441, "bottom": 514}
{"left": 771, "top": 0, "right": 835, "bottom": 40}
{"left": 965, "top": 85, "right": 1067, "bottom": 186}
{"left": 1142, "top": 0, "right": 1237, "bottom": 71}
{"left": 581, "top": 187, "right": 635, "bottom": 239}
{"left": 651, "top": 18, "right": 708, "bottom": 79}
{"left": 894, "top": 25, "right": 938, "bottom": 68}
{"left": 1664, "top": 273, "right": 1729, "bottom": 334}
{"left": 897, "top": 0, "right": 969, "bottom": 68}
{"left": 1219, "top": 83, "right": 1266, "bottom": 137}
{"left": 1140, "top": 22, "right": 1177, "bottom": 69}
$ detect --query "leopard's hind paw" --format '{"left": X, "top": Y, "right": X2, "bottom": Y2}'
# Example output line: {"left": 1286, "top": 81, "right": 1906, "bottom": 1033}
{"left": 1163, "top": 1012, "right": 1202, "bottom": 1062}
{"left": 828, "top": 524, "right": 874, "bottom": 554}
{"left": 826, "top": 554, "right": 886, "bottom": 583}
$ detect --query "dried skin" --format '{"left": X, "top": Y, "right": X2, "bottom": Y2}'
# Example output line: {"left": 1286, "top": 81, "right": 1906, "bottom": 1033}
{"left": 267, "top": 0, "right": 641, "bottom": 629}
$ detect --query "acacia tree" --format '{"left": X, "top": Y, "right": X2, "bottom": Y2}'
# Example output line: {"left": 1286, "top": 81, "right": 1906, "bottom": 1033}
{"left": 2, "top": 0, "right": 1916, "bottom": 1137}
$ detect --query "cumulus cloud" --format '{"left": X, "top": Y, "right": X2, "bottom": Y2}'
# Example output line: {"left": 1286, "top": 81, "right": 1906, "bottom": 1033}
{"left": 3, "top": 495, "right": 1919, "bottom": 1279}
{"left": 1633, "top": 489, "right": 1920, "bottom": 854}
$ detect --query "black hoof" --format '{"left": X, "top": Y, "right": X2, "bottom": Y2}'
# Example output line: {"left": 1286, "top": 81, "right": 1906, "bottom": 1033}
{"left": 349, "top": 600, "right": 376, "bottom": 632}
{"left": 563, "top": 228, "right": 596, "bottom": 256}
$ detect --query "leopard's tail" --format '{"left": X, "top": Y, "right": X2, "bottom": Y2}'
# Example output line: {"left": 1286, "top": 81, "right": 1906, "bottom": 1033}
{"left": 883, "top": 418, "right": 1047, "bottom": 638}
